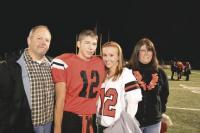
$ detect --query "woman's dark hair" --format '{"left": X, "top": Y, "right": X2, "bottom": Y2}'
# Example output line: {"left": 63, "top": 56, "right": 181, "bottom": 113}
{"left": 127, "top": 38, "right": 159, "bottom": 71}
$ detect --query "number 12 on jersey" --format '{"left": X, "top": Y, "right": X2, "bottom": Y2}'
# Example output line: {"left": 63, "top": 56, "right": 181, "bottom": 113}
{"left": 79, "top": 70, "right": 100, "bottom": 98}
{"left": 99, "top": 88, "right": 118, "bottom": 117}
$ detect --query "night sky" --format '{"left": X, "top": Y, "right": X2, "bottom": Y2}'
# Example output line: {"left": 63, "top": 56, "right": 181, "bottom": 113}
{"left": 0, "top": 1, "right": 199, "bottom": 68}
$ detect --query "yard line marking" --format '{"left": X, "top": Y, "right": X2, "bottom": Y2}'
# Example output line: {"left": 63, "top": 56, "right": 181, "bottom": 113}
{"left": 191, "top": 72, "right": 200, "bottom": 74}
{"left": 192, "top": 90, "right": 200, "bottom": 94}
{"left": 179, "top": 84, "right": 200, "bottom": 89}
{"left": 167, "top": 106, "right": 200, "bottom": 111}
{"left": 179, "top": 84, "right": 200, "bottom": 94}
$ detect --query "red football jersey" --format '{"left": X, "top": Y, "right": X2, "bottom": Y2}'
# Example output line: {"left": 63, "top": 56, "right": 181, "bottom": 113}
{"left": 51, "top": 53, "right": 105, "bottom": 115}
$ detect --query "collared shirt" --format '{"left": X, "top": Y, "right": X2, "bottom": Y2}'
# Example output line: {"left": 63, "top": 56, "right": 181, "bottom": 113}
{"left": 24, "top": 49, "right": 54, "bottom": 126}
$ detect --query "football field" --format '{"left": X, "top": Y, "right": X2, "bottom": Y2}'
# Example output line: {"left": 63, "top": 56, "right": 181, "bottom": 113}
{"left": 164, "top": 69, "right": 200, "bottom": 133}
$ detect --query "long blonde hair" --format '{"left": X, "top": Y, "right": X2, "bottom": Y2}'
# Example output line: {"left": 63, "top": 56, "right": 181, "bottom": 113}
{"left": 101, "top": 41, "right": 124, "bottom": 81}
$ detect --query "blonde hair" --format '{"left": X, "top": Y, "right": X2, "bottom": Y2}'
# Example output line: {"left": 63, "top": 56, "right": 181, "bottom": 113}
{"left": 101, "top": 41, "right": 124, "bottom": 81}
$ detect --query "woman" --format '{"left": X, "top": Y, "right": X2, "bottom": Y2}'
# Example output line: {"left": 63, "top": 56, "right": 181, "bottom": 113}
{"left": 127, "top": 38, "right": 169, "bottom": 133}
{"left": 97, "top": 41, "right": 142, "bottom": 133}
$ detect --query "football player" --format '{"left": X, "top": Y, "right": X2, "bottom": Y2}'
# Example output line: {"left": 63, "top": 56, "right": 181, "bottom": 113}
{"left": 51, "top": 29, "right": 105, "bottom": 133}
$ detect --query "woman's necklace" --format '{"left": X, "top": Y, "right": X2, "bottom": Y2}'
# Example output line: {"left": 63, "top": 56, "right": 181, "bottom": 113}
{"left": 133, "top": 70, "right": 158, "bottom": 91}
{"left": 106, "top": 69, "right": 115, "bottom": 80}
{"left": 106, "top": 74, "right": 113, "bottom": 80}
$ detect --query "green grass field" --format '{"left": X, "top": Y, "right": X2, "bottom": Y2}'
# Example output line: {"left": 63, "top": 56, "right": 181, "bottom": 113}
{"left": 164, "top": 69, "right": 200, "bottom": 133}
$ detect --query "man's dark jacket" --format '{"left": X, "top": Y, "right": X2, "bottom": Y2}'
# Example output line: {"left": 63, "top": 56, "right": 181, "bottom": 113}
{"left": 0, "top": 57, "right": 34, "bottom": 133}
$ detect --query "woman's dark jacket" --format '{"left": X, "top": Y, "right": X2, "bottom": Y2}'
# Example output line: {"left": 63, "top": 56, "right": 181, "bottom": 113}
{"left": 134, "top": 64, "right": 169, "bottom": 127}
{"left": 0, "top": 57, "right": 34, "bottom": 133}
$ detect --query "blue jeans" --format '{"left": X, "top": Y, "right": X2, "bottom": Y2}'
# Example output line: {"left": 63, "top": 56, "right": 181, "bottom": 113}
{"left": 141, "top": 122, "right": 161, "bottom": 133}
{"left": 34, "top": 122, "right": 52, "bottom": 133}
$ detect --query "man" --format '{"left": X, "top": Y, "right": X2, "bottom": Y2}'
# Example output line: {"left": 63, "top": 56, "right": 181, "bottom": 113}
{"left": 18, "top": 25, "right": 55, "bottom": 133}
{"left": 51, "top": 29, "right": 105, "bottom": 133}
{"left": 0, "top": 57, "right": 34, "bottom": 133}
{"left": 170, "top": 60, "right": 177, "bottom": 80}
{"left": 0, "top": 25, "right": 54, "bottom": 133}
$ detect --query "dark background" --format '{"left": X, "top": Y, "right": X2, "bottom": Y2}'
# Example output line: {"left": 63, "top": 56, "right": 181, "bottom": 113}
{"left": 0, "top": 1, "right": 199, "bottom": 68}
